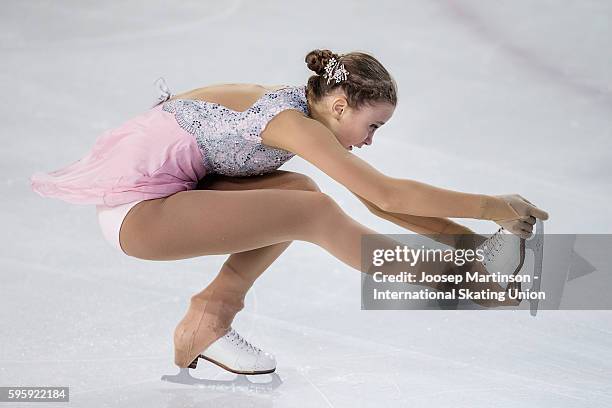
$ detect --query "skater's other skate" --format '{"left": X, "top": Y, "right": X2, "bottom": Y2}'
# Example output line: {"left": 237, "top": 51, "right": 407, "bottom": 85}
{"left": 477, "top": 227, "right": 525, "bottom": 296}
{"left": 185, "top": 327, "right": 276, "bottom": 375}
{"left": 476, "top": 219, "right": 545, "bottom": 315}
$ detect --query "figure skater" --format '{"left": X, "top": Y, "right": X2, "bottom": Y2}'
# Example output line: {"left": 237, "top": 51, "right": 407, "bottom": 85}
{"left": 30, "top": 49, "right": 549, "bottom": 375}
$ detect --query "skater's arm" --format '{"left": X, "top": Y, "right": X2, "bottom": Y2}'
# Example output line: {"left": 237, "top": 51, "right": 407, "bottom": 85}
{"left": 382, "top": 178, "right": 550, "bottom": 221}
{"left": 381, "top": 177, "right": 496, "bottom": 219}
{"left": 274, "top": 111, "right": 540, "bottom": 221}
{"left": 350, "top": 191, "right": 478, "bottom": 249}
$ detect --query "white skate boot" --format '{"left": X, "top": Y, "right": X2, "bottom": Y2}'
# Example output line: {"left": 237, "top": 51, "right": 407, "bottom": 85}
{"left": 476, "top": 219, "right": 545, "bottom": 315}
{"left": 477, "top": 228, "right": 524, "bottom": 290}
{"left": 188, "top": 327, "right": 276, "bottom": 375}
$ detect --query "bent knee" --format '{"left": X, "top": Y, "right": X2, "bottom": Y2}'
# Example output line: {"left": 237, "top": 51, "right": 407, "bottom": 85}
{"left": 307, "top": 191, "right": 345, "bottom": 220}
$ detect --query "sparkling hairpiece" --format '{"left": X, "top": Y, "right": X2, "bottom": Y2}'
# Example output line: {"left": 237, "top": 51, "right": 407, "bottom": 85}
{"left": 323, "top": 57, "right": 349, "bottom": 85}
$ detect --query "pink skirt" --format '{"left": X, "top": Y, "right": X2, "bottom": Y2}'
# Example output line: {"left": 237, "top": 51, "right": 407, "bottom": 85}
{"left": 30, "top": 103, "right": 207, "bottom": 207}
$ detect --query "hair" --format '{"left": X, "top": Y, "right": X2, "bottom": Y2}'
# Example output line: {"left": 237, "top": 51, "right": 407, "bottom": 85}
{"left": 304, "top": 49, "right": 398, "bottom": 111}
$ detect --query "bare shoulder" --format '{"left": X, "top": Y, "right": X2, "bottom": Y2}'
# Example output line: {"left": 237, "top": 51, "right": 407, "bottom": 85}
{"left": 260, "top": 108, "right": 317, "bottom": 151}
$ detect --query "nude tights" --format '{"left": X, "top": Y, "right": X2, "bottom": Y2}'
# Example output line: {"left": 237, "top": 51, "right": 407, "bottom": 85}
{"left": 118, "top": 172, "right": 510, "bottom": 367}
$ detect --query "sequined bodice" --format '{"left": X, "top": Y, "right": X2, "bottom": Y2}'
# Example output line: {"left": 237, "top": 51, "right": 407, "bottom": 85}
{"left": 160, "top": 85, "right": 309, "bottom": 177}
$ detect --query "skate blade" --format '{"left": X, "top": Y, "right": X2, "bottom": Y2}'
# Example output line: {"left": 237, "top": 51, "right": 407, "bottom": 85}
{"left": 198, "top": 354, "right": 276, "bottom": 375}
{"left": 183, "top": 353, "right": 276, "bottom": 375}
{"left": 161, "top": 368, "right": 283, "bottom": 390}
{"left": 525, "top": 219, "right": 544, "bottom": 317}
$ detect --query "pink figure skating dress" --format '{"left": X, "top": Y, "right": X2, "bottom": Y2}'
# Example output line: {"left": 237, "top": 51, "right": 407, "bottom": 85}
{"left": 30, "top": 80, "right": 310, "bottom": 207}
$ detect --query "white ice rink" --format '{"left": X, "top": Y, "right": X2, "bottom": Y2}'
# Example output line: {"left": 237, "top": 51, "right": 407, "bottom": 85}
{"left": 2, "top": 0, "right": 612, "bottom": 406}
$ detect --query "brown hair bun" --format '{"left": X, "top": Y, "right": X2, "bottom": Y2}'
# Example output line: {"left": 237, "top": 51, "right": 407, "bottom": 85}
{"left": 305, "top": 49, "right": 338, "bottom": 76}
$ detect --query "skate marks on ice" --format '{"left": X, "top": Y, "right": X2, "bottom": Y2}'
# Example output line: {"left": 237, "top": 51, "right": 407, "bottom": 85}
{"left": 161, "top": 368, "right": 282, "bottom": 392}
{"left": 2, "top": 0, "right": 245, "bottom": 51}
{"left": 442, "top": 1, "right": 612, "bottom": 109}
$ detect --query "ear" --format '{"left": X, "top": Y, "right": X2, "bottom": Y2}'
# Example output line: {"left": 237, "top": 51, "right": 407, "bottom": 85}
{"left": 331, "top": 96, "right": 348, "bottom": 118}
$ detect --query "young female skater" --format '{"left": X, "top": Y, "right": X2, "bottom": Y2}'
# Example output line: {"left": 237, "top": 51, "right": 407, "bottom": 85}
{"left": 30, "top": 49, "right": 548, "bottom": 375}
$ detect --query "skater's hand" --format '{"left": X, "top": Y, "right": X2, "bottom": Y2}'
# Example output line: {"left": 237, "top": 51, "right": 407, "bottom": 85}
{"left": 481, "top": 194, "right": 548, "bottom": 222}
{"left": 494, "top": 194, "right": 548, "bottom": 239}
{"left": 496, "top": 218, "right": 536, "bottom": 239}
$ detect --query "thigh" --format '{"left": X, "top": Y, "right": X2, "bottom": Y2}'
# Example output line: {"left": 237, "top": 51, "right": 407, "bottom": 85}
{"left": 119, "top": 187, "right": 335, "bottom": 261}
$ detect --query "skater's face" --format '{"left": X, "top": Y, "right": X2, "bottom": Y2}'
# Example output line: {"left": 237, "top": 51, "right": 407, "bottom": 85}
{"left": 320, "top": 91, "right": 395, "bottom": 151}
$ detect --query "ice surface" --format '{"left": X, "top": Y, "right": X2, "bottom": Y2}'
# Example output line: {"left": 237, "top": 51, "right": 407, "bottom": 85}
{"left": 2, "top": 0, "right": 611, "bottom": 406}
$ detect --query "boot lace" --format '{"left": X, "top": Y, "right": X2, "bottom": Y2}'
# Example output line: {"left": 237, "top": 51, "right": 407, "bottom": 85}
{"left": 480, "top": 227, "right": 506, "bottom": 265}
{"left": 225, "top": 327, "right": 262, "bottom": 355}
